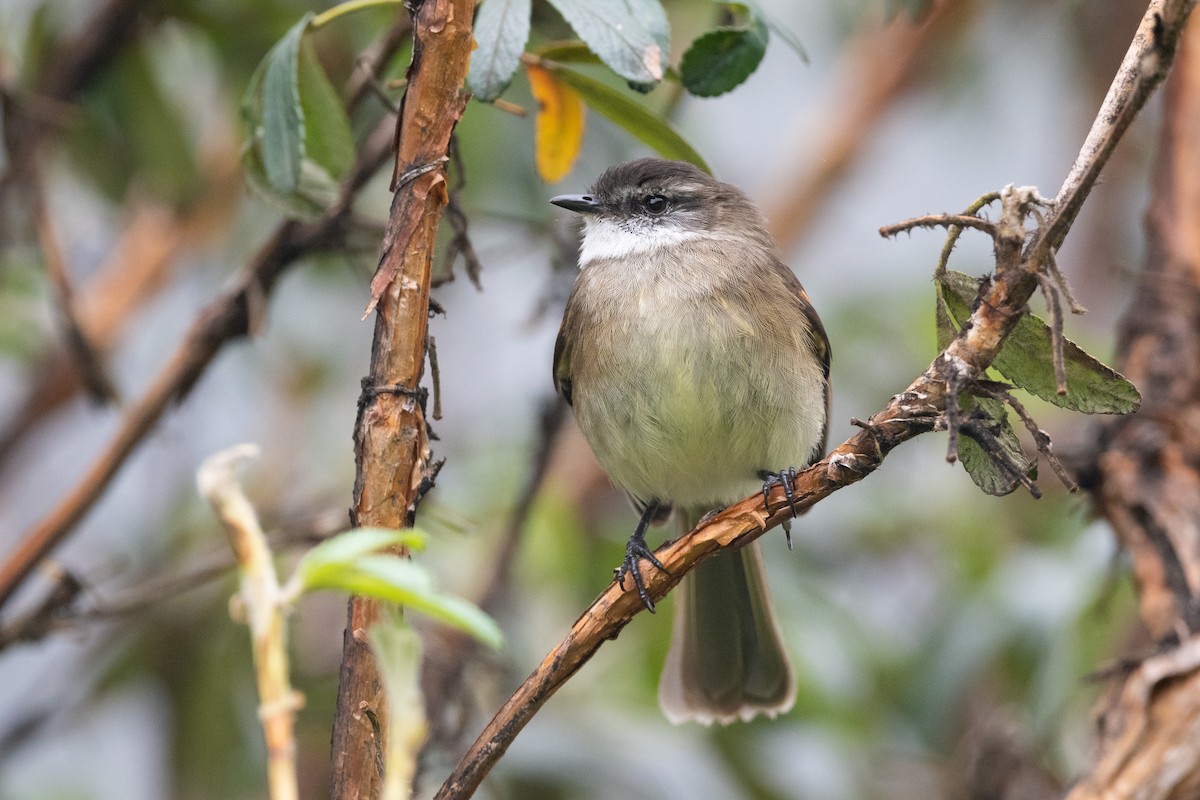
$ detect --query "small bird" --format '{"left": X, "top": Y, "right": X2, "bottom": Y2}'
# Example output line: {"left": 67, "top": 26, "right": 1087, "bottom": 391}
{"left": 551, "top": 158, "right": 831, "bottom": 725}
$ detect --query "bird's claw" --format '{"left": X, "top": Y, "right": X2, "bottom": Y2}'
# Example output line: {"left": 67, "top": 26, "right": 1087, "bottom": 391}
{"left": 615, "top": 534, "right": 669, "bottom": 613}
{"left": 760, "top": 467, "right": 801, "bottom": 550}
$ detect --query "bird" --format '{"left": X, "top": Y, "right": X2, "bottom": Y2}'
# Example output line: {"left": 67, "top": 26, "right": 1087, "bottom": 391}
{"left": 550, "top": 158, "right": 831, "bottom": 725}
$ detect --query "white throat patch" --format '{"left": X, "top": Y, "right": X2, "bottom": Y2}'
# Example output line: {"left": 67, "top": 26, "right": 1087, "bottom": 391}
{"left": 579, "top": 218, "right": 706, "bottom": 266}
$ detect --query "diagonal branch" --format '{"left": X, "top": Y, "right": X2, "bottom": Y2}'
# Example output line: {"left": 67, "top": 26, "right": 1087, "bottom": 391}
{"left": 433, "top": 2, "right": 1195, "bottom": 798}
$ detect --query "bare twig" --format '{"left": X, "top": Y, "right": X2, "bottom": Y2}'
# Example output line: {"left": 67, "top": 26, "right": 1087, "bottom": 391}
{"left": 879, "top": 213, "right": 998, "bottom": 238}
{"left": 427, "top": 335, "right": 443, "bottom": 421}
{"left": 433, "top": 3, "right": 1194, "bottom": 798}
{"left": 937, "top": 192, "right": 1001, "bottom": 276}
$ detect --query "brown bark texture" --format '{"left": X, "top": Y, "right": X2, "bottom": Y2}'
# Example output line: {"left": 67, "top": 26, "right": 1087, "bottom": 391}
{"left": 1071, "top": 12, "right": 1200, "bottom": 800}
{"left": 329, "top": 1, "right": 475, "bottom": 798}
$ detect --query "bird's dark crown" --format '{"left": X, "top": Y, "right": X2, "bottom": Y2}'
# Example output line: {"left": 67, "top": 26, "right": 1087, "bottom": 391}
{"left": 585, "top": 158, "right": 741, "bottom": 218}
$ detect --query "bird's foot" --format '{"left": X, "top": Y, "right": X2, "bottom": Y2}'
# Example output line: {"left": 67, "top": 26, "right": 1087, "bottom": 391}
{"left": 614, "top": 503, "right": 670, "bottom": 612}
{"left": 759, "top": 467, "right": 801, "bottom": 550}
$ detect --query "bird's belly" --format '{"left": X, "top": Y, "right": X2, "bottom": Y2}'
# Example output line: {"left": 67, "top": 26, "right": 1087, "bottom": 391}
{"left": 573, "top": 313, "right": 822, "bottom": 509}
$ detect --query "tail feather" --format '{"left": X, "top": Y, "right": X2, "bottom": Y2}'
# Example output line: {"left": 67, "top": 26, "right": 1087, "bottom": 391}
{"left": 658, "top": 514, "right": 795, "bottom": 725}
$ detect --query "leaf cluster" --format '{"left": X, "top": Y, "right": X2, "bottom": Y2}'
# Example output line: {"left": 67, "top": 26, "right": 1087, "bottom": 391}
{"left": 467, "top": 0, "right": 807, "bottom": 180}
{"left": 934, "top": 266, "right": 1139, "bottom": 495}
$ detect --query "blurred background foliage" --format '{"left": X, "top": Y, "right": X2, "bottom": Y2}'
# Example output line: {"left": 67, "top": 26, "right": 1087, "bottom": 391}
{"left": 0, "top": 0, "right": 1158, "bottom": 798}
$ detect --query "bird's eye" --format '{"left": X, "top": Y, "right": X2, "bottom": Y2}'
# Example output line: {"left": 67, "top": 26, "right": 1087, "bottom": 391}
{"left": 643, "top": 194, "right": 669, "bottom": 215}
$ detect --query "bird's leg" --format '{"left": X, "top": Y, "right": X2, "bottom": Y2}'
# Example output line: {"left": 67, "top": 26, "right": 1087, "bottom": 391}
{"left": 614, "top": 502, "right": 670, "bottom": 613}
{"left": 759, "top": 467, "right": 800, "bottom": 550}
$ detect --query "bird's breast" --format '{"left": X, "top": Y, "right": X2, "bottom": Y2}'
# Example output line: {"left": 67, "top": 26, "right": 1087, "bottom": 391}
{"left": 566, "top": 255, "right": 824, "bottom": 509}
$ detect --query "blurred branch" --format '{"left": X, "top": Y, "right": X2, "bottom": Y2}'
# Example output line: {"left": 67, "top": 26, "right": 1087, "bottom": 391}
{"left": 433, "top": 3, "right": 1194, "bottom": 798}
{"left": 30, "top": 165, "right": 119, "bottom": 404}
{"left": 331, "top": 1, "right": 476, "bottom": 798}
{"left": 0, "top": 115, "right": 396, "bottom": 613}
{"left": 1070, "top": 11, "right": 1200, "bottom": 798}
{"left": 0, "top": 160, "right": 240, "bottom": 475}
{"left": 761, "top": 0, "right": 978, "bottom": 249}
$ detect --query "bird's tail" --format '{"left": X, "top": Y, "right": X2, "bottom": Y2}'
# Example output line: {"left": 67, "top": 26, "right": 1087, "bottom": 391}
{"left": 657, "top": 510, "right": 796, "bottom": 725}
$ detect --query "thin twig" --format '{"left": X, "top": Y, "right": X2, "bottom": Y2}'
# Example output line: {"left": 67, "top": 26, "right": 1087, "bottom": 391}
{"left": 427, "top": 335, "right": 443, "bottom": 421}
{"left": 937, "top": 192, "right": 1001, "bottom": 276}
{"left": 879, "top": 213, "right": 998, "bottom": 238}
{"left": 31, "top": 162, "right": 119, "bottom": 404}
{"left": 975, "top": 380, "right": 1077, "bottom": 491}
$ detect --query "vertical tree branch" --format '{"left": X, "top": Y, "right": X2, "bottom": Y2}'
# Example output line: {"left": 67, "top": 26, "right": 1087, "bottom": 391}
{"left": 330, "top": 1, "right": 475, "bottom": 798}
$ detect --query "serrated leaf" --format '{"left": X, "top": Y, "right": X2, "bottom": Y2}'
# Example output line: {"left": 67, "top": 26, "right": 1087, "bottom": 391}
{"left": 259, "top": 13, "right": 313, "bottom": 193}
{"left": 548, "top": 64, "right": 709, "bottom": 173}
{"left": 681, "top": 17, "right": 768, "bottom": 97}
{"left": 544, "top": 0, "right": 664, "bottom": 87}
{"left": 957, "top": 396, "right": 1029, "bottom": 496}
{"left": 297, "top": 37, "right": 354, "bottom": 180}
{"left": 526, "top": 64, "right": 584, "bottom": 182}
{"left": 295, "top": 527, "right": 426, "bottom": 588}
{"left": 939, "top": 270, "right": 1142, "bottom": 414}
{"left": 467, "top": 0, "right": 531, "bottom": 101}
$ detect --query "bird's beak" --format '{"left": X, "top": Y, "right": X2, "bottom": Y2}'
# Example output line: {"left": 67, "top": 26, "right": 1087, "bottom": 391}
{"left": 550, "top": 194, "right": 601, "bottom": 214}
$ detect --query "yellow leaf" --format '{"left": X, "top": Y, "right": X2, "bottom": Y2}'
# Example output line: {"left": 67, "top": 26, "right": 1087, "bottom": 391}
{"left": 527, "top": 64, "right": 584, "bottom": 183}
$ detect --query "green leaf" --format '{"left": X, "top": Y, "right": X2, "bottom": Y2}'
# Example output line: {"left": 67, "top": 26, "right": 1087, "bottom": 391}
{"left": 296, "top": 37, "right": 355, "bottom": 180}
{"left": 957, "top": 396, "right": 1029, "bottom": 496}
{"left": 680, "top": 17, "right": 768, "bottom": 97}
{"left": 467, "top": 0, "right": 532, "bottom": 101}
{"left": 934, "top": 279, "right": 956, "bottom": 351}
{"left": 548, "top": 64, "right": 709, "bottom": 173}
{"left": 535, "top": 40, "right": 604, "bottom": 65}
{"left": 241, "top": 145, "right": 334, "bottom": 219}
{"left": 544, "top": 0, "right": 665, "bottom": 87}
{"left": 295, "top": 527, "right": 426, "bottom": 588}
{"left": 939, "top": 270, "right": 1141, "bottom": 414}
{"left": 303, "top": 554, "right": 503, "bottom": 649}
{"left": 366, "top": 612, "right": 428, "bottom": 798}
{"left": 259, "top": 13, "right": 313, "bottom": 193}
{"left": 624, "top": 0, "right": 670, "bottom": 58}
